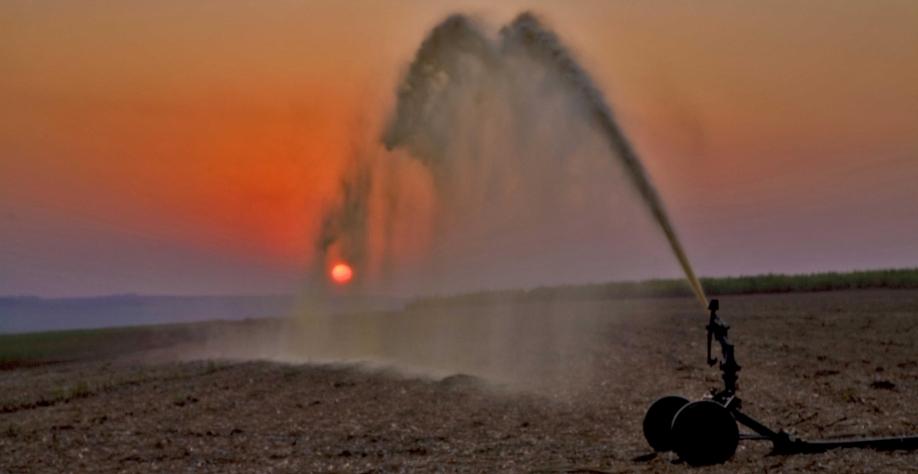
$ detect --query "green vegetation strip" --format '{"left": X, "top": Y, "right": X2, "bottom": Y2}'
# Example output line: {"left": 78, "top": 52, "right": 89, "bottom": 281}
{"left": 0, "top": 327, "right": 128, "bottom": 363}
{"left": 408, "top": 268, "right": 918, "bottom": 309}
{"left": 0, "top": 323, "right": 202, "bottom": 364}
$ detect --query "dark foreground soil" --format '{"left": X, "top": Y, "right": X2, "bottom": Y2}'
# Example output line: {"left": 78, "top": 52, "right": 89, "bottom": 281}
{"left": 1, "top": 290, "right": 917, "bottom": 473}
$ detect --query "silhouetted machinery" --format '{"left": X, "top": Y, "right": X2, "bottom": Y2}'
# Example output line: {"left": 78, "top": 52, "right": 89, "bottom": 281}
{"left": 642, "top": 299, "right": 918, "bottom": 466}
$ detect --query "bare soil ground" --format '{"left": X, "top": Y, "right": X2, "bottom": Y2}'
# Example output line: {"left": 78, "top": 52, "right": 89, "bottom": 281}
{"left": 1, "top": 289, "right": 917, "bottom": 473}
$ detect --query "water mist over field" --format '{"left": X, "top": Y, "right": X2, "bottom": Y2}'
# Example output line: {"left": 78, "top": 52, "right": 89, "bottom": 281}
{"left": 279, "top": 12, "right": 706, "bottom": 389}
{"left": 318, "top": 13, "right": 704, "bottom": 304}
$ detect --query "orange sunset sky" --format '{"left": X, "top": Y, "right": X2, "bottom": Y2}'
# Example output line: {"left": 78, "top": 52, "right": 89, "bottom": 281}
{"left": 2, "top": 1, "right": 917, "bottom": 296}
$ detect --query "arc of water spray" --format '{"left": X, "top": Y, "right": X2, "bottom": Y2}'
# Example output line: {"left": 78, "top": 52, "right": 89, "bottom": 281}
{"left": 383, "top": 12, "right": 707, "bottom": 308}
{"left": 326, "top": 12, "right": 708, "bottom": 309}
{"left": 499, "top": 13, "right": 708, "bottom": 309}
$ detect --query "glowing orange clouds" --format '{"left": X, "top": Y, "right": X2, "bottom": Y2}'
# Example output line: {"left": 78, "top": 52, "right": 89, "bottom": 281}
{"left": 330, "top": 263, "right": 354, "bottom": 285}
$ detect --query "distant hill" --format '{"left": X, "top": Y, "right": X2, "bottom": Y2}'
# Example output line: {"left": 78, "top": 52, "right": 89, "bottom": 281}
{"left": 0, "top": 294, "right": 404, "bottom": 334}
{"left": 6, "top": 268, "right": 917, "bottom": 333}
{"left": 0, "top": 294, "right": 294, "bottom": 334}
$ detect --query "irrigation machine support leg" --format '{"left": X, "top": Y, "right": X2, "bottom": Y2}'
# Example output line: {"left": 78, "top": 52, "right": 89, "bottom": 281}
{"left": 704, "top": 299, "right": 918, "bottom": 456}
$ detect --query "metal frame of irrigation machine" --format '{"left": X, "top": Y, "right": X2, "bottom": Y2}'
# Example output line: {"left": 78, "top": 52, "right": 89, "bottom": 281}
{"left": 641, "top": 299, "right": 918, "bottom": 466}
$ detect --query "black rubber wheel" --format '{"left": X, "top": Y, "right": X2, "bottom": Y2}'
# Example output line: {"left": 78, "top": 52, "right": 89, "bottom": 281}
{"left": 642, "top": 395, "right": 690, "bottom": 452}
{"left": 671, "top": 400, "right": 739, "bottom": 466}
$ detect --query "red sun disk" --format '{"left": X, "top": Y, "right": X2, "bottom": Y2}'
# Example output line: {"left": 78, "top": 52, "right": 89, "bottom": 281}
{"left": 330, "top": 263, "right": 353, "bottom": 285}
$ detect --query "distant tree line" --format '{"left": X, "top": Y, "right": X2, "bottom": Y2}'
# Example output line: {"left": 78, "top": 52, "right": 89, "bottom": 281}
{"left": 407, "top": 268, "right": 918, "bottom": 310}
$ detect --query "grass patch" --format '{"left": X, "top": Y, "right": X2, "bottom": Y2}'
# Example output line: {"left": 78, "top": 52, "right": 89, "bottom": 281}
{"left": 0, "top": 319, "right": 274, "bottom": 365}
{"left": 0, "top": 327, "right": 120, "bottom": 363}
{"left": 52, "top": 381, "right": 94, "bottom": 402}
{"left": 0, "top": 323, "right": 204, "bottom": 364}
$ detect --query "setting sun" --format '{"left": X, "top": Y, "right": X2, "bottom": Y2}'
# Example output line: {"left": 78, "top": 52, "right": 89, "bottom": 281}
{"left": 330, "top": 262, "right": 354, "bottom": 285}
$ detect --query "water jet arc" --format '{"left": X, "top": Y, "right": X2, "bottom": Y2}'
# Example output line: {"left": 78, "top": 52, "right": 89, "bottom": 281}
{"left": 500, "top": 13, "right": 707, "bottom": 309}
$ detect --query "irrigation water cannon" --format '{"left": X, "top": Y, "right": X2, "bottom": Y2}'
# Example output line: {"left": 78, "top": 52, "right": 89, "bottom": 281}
{"left": 642, "top": 299, "right": 918, "bottom": 466}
